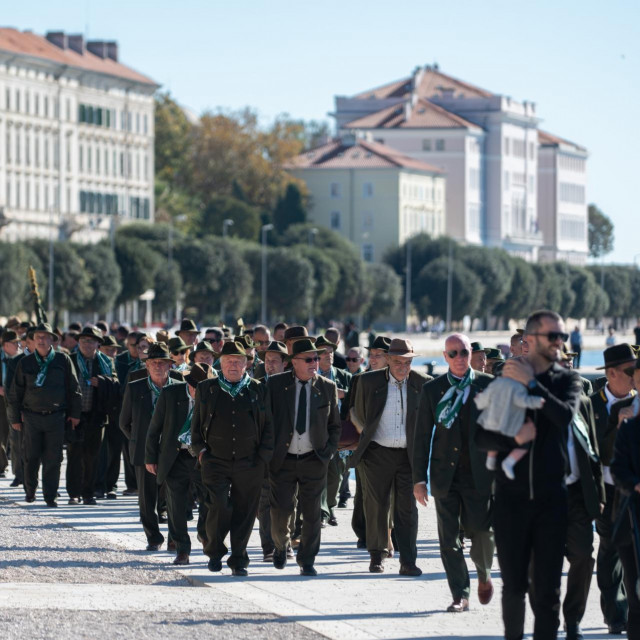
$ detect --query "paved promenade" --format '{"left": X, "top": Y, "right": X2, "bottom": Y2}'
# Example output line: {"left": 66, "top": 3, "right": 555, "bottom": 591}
{"left": 0, "top": 470, "right": 617, "bottom": 640}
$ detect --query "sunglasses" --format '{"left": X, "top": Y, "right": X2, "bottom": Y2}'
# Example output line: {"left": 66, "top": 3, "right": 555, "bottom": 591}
{"left": 446, "top": 349, "right": 470, "bottom": 359}
{"left": 295, "top": 356, "right": 319, "bottom": 364}
{"left": 527, "top": 332, "right": 569, "bottom": 343}
{"left": 345, "top": 357, "right": 361, "bottom": 362}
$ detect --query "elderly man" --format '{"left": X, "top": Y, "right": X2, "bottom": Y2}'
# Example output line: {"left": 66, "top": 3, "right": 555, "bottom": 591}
{"left": 351, "top": 338, "right": 431, "bottom": 576}
{"left": 115, "top": 331, "right": 142, "bottom": 389}
{"left": 176, "top": 318, "right": 200, "bottom": 348}
{"left": 189, "top": 341, "right": 217, "bottom": 367}
{"left": 273, "top": 323, "right": 288, "bottom": 343}
{"left": 0, "top": 330, "right": 21, "bottom": 479}
{"left": 267, "top": 338, "right": 341, "bottom": 576}
{"left": 167, "top": 337, "right": 190, "bottom": 372}
{"left": 346, "top": 347, "right": 366, "bottom": 375}
{"left": 470, "top": 342, "right": 487, "bottom": 373}
{"left": 66, "top": 326, "right": 119, "bottom": 505}
{"left": 203, "top": 328, "right": 225, "bottom": 355}
{"left": 120, "top": 343, "right": 176, "bottom": 550}
{"left": 191, "top": 342, "right": 273, "bottom": 575}
{"left": 8, "top": 323, "right": 82, "bottom": 506}
{"left": 414, "top": 332, "right": 494, "bottom": 612}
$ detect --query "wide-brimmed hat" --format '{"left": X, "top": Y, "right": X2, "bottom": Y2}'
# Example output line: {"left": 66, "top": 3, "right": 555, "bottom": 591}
{"left": 387, "top": 338, "right": 415, "bottom": 358}
{"left": 623, "top": 359, "right": 640, "bottom": 377}
{"left": 1, "top": 330, "right": 19, "bottom": 344}
{"left": 485, "top": 348, "right": 505, "bottom": 361}
{"left": 5, "top": 315, "right": 20, "bottom": 330}
{"left": 315, "top": 335, "right": 338, "bottom": 351}
{"left": 235, "top": 335, "right": 255, "bottom": 351}
{"left": 33, "top": 322, "right": 57, "bottom": 339}
{"left": 219, "top": 341, "right": 247, "bottom": 357}
{"left": 189, "top": 340, "right": 217, "bottom": 363}
{"left": 101, "top": 335, "right": 119, "bottom": 348}
{"left": 470, "top": 342, "right": 485, "bottom": 353}
{"left": 146, "top": 343, "right": 173, "bottom": 361}
{"left": 177, "top": 318, "right": 199, "bottom": 335}
{"left": 597, "top": 343, "right": 637, "bottom": 370}
{"left": 167, "top": 337, "right": 190, "bottom": 354}
{"left": 155, "top": 329, "right": 170, "bottom": 345}
{"left": 185, "top": 362, "right": 213, "bottom": 388}
{"left": 77, "top": 326, "right": 104, "bottom": 344}
{"left": 287, "top": 338, "right": 325, "bottom": 360}
{"left": 263, "top": 341, "right": 288, "bottom": 357}
{"left": 367, "top": 336, "right": 391, "bottom": 352}
{"left": 283, "top": 325, "right": 316, "bottom": 344}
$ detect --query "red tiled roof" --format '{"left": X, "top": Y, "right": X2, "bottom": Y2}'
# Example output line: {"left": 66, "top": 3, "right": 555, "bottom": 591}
{"left": 351, "top": 76, "right": 412, "bottom": 100}
{"left": 285, "top": 138, "right": 444, "bottom": 173}
{"left": 538, "top": 129, "right": 587, "bottom": 152}
{"left": 344, "top": 98, "right": 479, "bottom": 130}
{"left": 0, "top": 28, "right": 157, "bottom": 86}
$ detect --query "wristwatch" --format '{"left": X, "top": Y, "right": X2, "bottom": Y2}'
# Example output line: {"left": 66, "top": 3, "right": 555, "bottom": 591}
{"left": 527, "top": 379, "right": 538, "bottom": 391}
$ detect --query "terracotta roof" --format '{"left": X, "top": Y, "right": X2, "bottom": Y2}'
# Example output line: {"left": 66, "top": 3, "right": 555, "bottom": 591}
{"left": 285, "top": 138, "right": 444, "bottom": 173}
{"left": 0, "top": 28, "right": 157, "bottom": 86}
{"left": 344, "top": 98, "right": 479, "bottom": 130}
{"left": 352, "top": 67, "right": 493, "bottom": 101}
{"left": 538, "top": 129, "right": 587, "bottom": 152}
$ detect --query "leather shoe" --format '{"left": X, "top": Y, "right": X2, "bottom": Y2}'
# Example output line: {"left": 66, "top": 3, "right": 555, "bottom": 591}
{"left": 328, "top": 515, "right": 338, "bottom": 526}
{"left": 286, "top": 544, "right": 294, "bottom": 559}
{"left": 10, "top": 478, "right": 21, "bottom": 487}
{"left": 263, "top": 550, "right": 274, "bottom": 562}
{"left": 338, "top": 500, "right": 347, "bottom": 508}
{"left": 83, "top": 497, "right": 97, "bottom": 505}
{"left": 399, "top": 563, "right": 422, "bottom": 577}
{"left": 446, "top": 598, "right": 469, "bottom": 613}
{"left": 25, "top": 494, "right": 36, "bottom": 503}
{"left": 608, "top": 622, "right": 626, "bottom": 634}
{"left": 300, "top": 565, "right": 317, "bottom": 576}
{"left": 68, "top": 497, "right": 80, "bottom": 505}
{"left": 122, "top": 488, "right": 138, "bottom": 496}
{"left": 106, "top": 491, "right": 117, "bottom": 500}
{"left": 167, "top": 540, "right": 177, "bottom": 552}
{"left": 478, "top": 578, "right": 494, "bottom": 605}
{"left": 232, "top": 567, "right": 248, "bottom": 577}
{"left": 273, "top": 548, "right": 287, "bottom": 570}
{"left": 158, "top": 511, "right": 168, "bottom": 524}
{"left": 45, "top": 500, "right": 58, "bottom": 508}
{"left": 207, "top": 557, "right": 222, "bottom": 572}
{"left": 173, "top": 553, "right": 189, "bottom": 565}
{"left": 356, "top": 539, "right": 367, "bottom": 549}
{"left": 369, "top": 552, "right": 384, "bottom": 573}
{"left": 565, "top": 623, "right": 584, "bottom": 640}
{"left": 320, "top": 516, "right": 328, "bottom": 528}
{"left": 146, "top": 542, "right": 163, "bottom": 551}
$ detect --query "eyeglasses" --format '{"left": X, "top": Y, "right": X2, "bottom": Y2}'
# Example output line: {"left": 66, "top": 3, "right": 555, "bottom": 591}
{"left": 345, "top": 357, "right": 361, "bottom": 362}
{"left": 527, "top": 332, "right": 569, "bottom": 343}
{"left": 446, "top": 349, "right": 470, "bottom": 359}
{"left": 294, "top": 356, "right": 319, "bottom": 364}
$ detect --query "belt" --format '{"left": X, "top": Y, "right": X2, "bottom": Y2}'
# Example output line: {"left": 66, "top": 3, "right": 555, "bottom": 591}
{"left": 24, "top": 407, "right": 65, "bottom": 416}
{"left": 286, "top": 450, "right": 316, "bottom": 460}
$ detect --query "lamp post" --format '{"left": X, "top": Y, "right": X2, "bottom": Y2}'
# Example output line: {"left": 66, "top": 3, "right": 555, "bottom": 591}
{"left": 261, "top": 224, "right": 274, "bottom": 324}
{"left": 308, "top": 227, "right": 318, "bottom": 247}
{"left": 223, "top": 218, "right": 234, "bottom": 238}
{"left": 445, "top": 239, "right": 453, "bottom": 332}
{"left": 405, "top": 237, "right": 412, "bottom": 332}
{"left": 48, "top": 206, "right": 55, "bottom": 317}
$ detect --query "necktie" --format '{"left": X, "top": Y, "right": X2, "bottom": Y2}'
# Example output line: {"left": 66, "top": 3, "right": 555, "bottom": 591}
{"left": 296, "top": 381, "right": 307, "bottom": 435}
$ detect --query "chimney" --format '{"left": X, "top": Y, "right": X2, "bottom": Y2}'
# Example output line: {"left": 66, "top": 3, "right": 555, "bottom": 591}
{"left": 67, "top": 34, "right": 84, "bottom": 55}
{"left": 340, "top": 132, "right": 357, "bottom": 147}
{"left": 106, "top": 41, "right": 118, "bottom": 62}
{"left": 87, "top": 40, "right": 107, "bottom": 58}
{"left": 46, "top": 31, "right": 67, "bottom": 49}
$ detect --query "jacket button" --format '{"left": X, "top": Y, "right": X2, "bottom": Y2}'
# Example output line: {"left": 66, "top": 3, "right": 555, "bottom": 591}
{"left": 450, "top": 462, "right": 455, "bottom": 467}
{"left": 453, "top": 447, "right": 458, "bottom": 452}
{"left": 286, "top": 443, "right": 290, "bottom": 447}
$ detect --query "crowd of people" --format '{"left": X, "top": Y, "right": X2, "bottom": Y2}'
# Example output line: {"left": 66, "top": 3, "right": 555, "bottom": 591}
{"left": 1, "top": 311, "right": 640, "bottom": 640}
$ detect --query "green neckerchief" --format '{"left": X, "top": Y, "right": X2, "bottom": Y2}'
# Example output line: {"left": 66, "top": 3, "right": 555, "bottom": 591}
{"left": 435, "top": 368, "right": 475, "bottom": 429}
{"left": 34, "top": 347, "right": 56, "bottom": 388}
{"left": 218, "top": 373, "right": 251, "bottom": 398}
{"left": 147, "top": 374, "right": 175, "bottom": 410}
{"left": 131, "top": 358, "right": 144, "bottom": 372}
{"left": 177, "top": 385, "right": 195, "bottom": 446}
{"left": 572, "top": 413, "right": 598, "bottom": 462}
{"left": 174, "top": 362, "right": 190, "bottom": 373}
{"left": 77, "top": 351, "right": 112, "bottom": 384}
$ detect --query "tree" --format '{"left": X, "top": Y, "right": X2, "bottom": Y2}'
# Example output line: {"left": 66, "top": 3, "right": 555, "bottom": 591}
{"left": 565, "top": 265, "right": 603, "bottom": 319}
{"left": 530, "top": 264, "right": 563, "bottom": 312}
{"left": 588, "top": 203, "right": 614, "bottom": 258}
{"left": 154, "top": 92, "right": 193, "bottom": 188}
{"left": 364, "top": 263, "right": 402, "bottom": 321}
{"left": 273, "top": 183, "right": 307, "bottom": 234}
{"left": 114, "top": 238, "right": 162, "bottom": 304}
{"left": 75, "top": 242, "right": 122, "bottom": 314}
{"left": 587, "top": 265, "right": 632, "bottom": 319}
{"left": 194, "top": 195, "right": 262, "bottom": 241}
{"left": 153, "top": 265, "right": 183, "bottom": 321}
{"left": 0, "top": 242, "right": 47, "bottom": 316}
{"left": 292, "top": 246, "right": 340, "bottom": 319}
{"left": 492, "top": 257, "right": 537, "bottom": 322}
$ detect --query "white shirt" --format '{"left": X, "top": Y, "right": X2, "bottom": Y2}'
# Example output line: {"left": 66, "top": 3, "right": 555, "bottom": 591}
{"left": 288, "top": 377, "right": 314, "bottom": 455}
{"left": 372, "top": 376, "right": 407, "bottom": 449}
{"left": 602, "top": 384, "right": 634, "bottom": 485}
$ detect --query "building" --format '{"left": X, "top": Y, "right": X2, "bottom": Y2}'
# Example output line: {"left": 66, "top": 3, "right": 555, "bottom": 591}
{"left": 0, "top": 28, "right": 158, "bottom": 243}
{"left": 332, "top": 65, "right": 589, "bottom": 264}
{"left": 285, "top": 134, "right": 446, "bottom": 262}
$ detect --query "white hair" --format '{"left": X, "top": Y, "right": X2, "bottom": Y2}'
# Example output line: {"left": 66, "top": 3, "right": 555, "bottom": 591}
{"left": 444, "top": 333, "right": 471, "bottom": 349}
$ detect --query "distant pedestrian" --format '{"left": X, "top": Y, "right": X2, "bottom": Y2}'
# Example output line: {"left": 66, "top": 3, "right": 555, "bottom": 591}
{"left": 634, "top": 319, "right": 640, "bottom": 347}
{"left": 606, "top": 327, "right": 616, "bottom": 347}
{"left": 570, "top": 326, "right": 583, "bottom": 369}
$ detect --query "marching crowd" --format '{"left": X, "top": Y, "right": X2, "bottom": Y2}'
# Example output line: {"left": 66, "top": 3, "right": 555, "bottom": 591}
{"left": 1, "top": 311, "right": 640, "bottom": 640}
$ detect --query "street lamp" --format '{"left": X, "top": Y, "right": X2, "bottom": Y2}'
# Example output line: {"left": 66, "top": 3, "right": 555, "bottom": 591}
{"left": 261, "top": 224, "right": 274, "bottom": 324}
{"left": 446, "top": 239, "right": 453, "bottom": 332}
{"left": 308, "top": 227, "right": 318, "bottom": 247}
{"left": 405, "top": 237, "right": 412, "bottom": 332}
{"left": 223, "top": 218, "right": 234, "bottom": 238}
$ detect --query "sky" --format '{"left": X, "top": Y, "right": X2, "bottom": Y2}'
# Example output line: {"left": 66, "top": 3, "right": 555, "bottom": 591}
{"left": 4, "top": 0, "right": 639, "bottom": 264}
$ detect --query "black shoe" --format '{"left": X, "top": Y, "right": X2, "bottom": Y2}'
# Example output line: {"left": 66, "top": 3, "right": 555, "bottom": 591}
{"left": 369, "top": 552, "right": 384, "bottom": 573}
{"left": 146, "top": 542, "right": 163, "bottom": 551}
{"left": 68, "top": 497, "right": 80, "bottom": 505}
{"left": 320, "top": 516, "right": 328, "bottom": 529}
{"left": 565, "top": 623, "right": 584, "bottom": 640}
{"left": 25, "top": 494, "right": 36, "bottom": 503}
{"left": 356, "top": 539, "right": 367, "bottom": 549}
{"left": 273, "top": 548, "right": 287, "bottom": 570}
{"left": 300, "top": 565, "right": 317, "bottom": 577}
{"left": 263, "top": 550, "right": 274, "bottom": 562}
{"left": 10, "top": 478, "right": 21, "bottom": 487}
{"left": 45, "top": 500, "right": 58, "bottom": 508}
{"left": 399, "top": 563, "right": 422, "bottom": 577}
{"left": 158, "top": 511, "right": 168, "bottom": 524}
{"left": 83, "top": 497, "right": 97, "bottom": 505}
{"left": 231, "top": 567, "right": 248, "bottom": 577}
{"left": 286, "top": 544, "right": 294, "bottom": 559}
{"left": 207, "top": 557, "right": 222, "bottom": 572}
{"left": 106, "top": 491, "right": 117, "bottom": 500}
{"left": 328, "top": 515, "right": 338, "bottom": 526}
{"left": 608, "top": 622, "right": 626, "bottom": 635}
{"left": 337, "top": 500, "right": 347, "bottom": 508}
{"left": 94, "top": 492, "right": 105, "bottom": 500}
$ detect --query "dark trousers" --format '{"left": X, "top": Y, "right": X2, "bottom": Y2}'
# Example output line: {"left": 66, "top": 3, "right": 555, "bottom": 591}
{"left": 0, "top": 400, "right": 9, "bottom": 472}
{"left": 361, "top": 443, "right": 417, "bottom": 565}
{"left": 618, "top": 540, "right": 640, "bottom": 640}
{"left": 258, "top": 475, "right": 274, "bottom": 554}
{"left": 66, "top": 421, "right": 104, "bottom": 500}
{"left": 495, "top": 486, "right": 568, "bottom": 640}
{"left": 339, "top": 465, "right": 351, "bottom": 500}
{"left": 134, "top": 465, "right": 163, "bottom": 545}
{"left": 23, "top": 412, "right": 65, "bottom": 502}
{"left": 165, "top": 449, "right": 207, "bottom": 555}
{"left": 597, "top": 483, "right": 628, "bottom": 627}
{"left": 322, "top": 454, "right": 346, "bottom": 518}
{"left": 433, "top": 470, "right": 494, "bottom": 599}
{"left": 122, "top": 440, "right": 137, "bottom": 491}
{"left": 571, "top": 346, "right": 582, "bottom": 369}
{"left": 201, "top": 453, "right": 264, "bottom": 569}
{"left": 9, "top": 421, "right": 23, "bottom": 483}
{"left": 270, "top": 453, "right": 327, "bottom": 567}
{"left": 352, "top": 464, "right": 366, "bottom": 542}
{"left": 563, "top": 483, "right": 596, "bottom": 626}
{"left": 97, "top": 423, "right": 124, "bottom": 494}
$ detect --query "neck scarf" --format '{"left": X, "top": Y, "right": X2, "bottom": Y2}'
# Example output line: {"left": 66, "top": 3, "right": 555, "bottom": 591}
{"left": 77, "top": 351, "right": 112, "bottom": 384}
{"left": 147, "top": 374, "right": 174, "bottom": 410}
{"left": 219, "top": 373, "right": 251, "bottom": 398}
{"left": 177, "top": 385, "right": 195, "bottom": 446}
{"left": 436, "top": 368, "right": 475, "bottom": 429}
{"left": 34, "top": 347, "right": 56, "bottom": 388}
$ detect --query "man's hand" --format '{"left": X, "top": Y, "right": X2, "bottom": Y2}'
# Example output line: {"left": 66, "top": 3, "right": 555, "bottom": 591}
{"left": 67, "top": 417, "right": 80, "bottom": 429}
{"left": 514, "top": 418, "right": 536, "bottom": 445}
{"left": 337, "top": 389, "right": 346, "bottom": 399}
{"left": 0, "top": 386, "right": 5, "bottom": 397}
{"left": 145, "top": 463, "right": 157, "bottom": 475}
{"left": 599, "top": 502, "right": 606, "bottom": 514}
{"left": 502, "top": 359, "right": 535, "bottom": 386}
{"left": 413, "top": 482, "right": 429, "bottom": 507}
{"left": 90, "top": 377, "right": 99, "bottom": 388}
{"left": 618, "top": 406, "right": 635, "bottom": 426}
{"left": 11, "top": 423, "right": 21, "bottom": 432}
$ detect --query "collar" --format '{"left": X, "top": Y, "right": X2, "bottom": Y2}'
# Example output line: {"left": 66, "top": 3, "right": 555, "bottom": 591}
{"left": 604, "top": 383, "right": 633, "bottom": 405}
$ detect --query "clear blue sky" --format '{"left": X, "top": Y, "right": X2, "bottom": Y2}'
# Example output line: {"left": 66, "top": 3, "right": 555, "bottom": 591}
{"left": 5, "top": 1, "right": 639, "bottom": 264}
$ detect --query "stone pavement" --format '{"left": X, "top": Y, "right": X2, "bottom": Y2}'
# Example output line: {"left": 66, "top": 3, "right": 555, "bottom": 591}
{"left": 0, "top": 471, "right": 617, "bottom": 639}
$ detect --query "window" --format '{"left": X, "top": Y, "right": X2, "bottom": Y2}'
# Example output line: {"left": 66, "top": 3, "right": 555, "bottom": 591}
{"left": 559, "top": 155, "right": 586, "bottom": 172}
{"left": 5, "top": 131, "right": 10, "bottom": 163}
{"left": 362, "top": 211, "right": 373, "bottom": 232}
{"left": 25, "top": 133, "right": 30, "bottom": 166}
{"left": 143, "top": 114, "right": 148, "bottom": 134}
{"left": 79, "top": 145, "right": 84, "bottom": 172}
{"left": 512, "top": 139, "right": 526, "bottom": 158}
{"left": 96, "top": 146, "right": 101, "bottom": 174}
{"left": 35, "top": 137, "right": 40, "bottom": 167}
{"left": 528, "top": 176, "right": 535, "bottom": 192}
{"left": 15, "top": 179, "right": 20, "bottom": 208}
{"left": 35, "top": 93, "right": 40, "bottom": 116}
{"left": 15, "top": 89, "right": 20, "bottom": 112}
{"left": 559, "top": 214, "right": 586, "bottom": 240}
{"left": 503, "top": 137, "right": 510, "bottom": 155}
{"left": 559, "top": 183, "right": 585, "bottom": 204}
{"left": 504, "top": 171, "right": 510, "bottom": 191}
{"left": 15, "top": 133, "right": 20, "bottom": 165}
{"left": 469, "top": 203, "right": 480, "bottom": 234}
{"left": 105, "top": 150, "right": 109, "bottom": 176}
{"left": 5, "top": 88, "right": 10, "bottom": 110}
{"left": 53, "top": 137, "right": 60, "bottom": 169}
{"left": 88, "top": 145, "right": 92, "bottom": 172}
{"left": 422, "top": 139, "right": 432, "bottom": 151}
{"left": 136, "top": 112, "right": 140, "bottom": 133}
{"left": 469, "top": 168, "right": 480, "bottom": 190}
{"left": 66, "top": 187, "right": 71, "bottom": 213}
{"left": 330, "top": 211, "right": 341, "bottom": 230}
{"left": 435, "top": 139, "right": 445, "bottom": 151}
{"left": 330, "top": 182, "right": 341, "bottom": 198}
{"left": 44, "top": 96, "right": 48, "bottom": 118}
{"left": 529, "top": 142, "right": 535, "bottom": 160}
{"left": 26, "top": 181, "right": 30, "bottom": 209}
{"left": 362, "top": 243, "right": 374, "bottom": 262}
{"left": 120, "top": 152, "right": 124, "bottom": 176}
{"left": 35, "top": 184, "right": 40, "bottom": 211}
{"left": 5, "top": 182, "right": 10, "bottom": 207}
{"left": 363, "top": 182, "right": 373, "bottom": 198}
{"left": 66, "top": 98, "right": 71, "bottom": 121}
{"left": 144, "top": 154, "right": 148, "bottom": 180}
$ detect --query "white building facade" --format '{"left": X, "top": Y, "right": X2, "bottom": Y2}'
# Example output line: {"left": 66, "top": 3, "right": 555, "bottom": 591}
{"left": 0, "top": 28, "right": 158, "bottom": 243}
